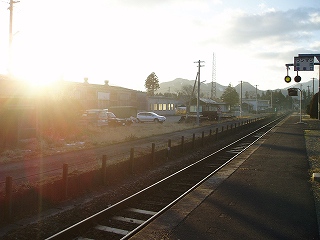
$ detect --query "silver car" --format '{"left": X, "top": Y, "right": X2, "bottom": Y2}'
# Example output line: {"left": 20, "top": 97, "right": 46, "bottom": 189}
{"left": 136, "top": 112, "right": 166, "bottom": 123}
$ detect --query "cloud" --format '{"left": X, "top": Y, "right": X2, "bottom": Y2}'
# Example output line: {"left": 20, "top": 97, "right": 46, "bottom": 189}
{"left": 211, "top": 8, "right": 320, "bottom": 47}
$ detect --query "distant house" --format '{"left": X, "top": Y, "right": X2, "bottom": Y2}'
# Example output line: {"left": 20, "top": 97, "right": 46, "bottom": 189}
{"left": 188, "top": 98, "right": 229, "bottom": 114}
{"left": 241, "top": 99, "right": 270, "bottom": 112}
{"left": 146, "top": 96, "right": 180, "bottom": 115}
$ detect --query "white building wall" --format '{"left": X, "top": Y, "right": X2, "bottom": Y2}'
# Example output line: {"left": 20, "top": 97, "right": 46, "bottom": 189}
{"left": 242, "top": 99, "right": 270, "bottom": 111}
{"left": 147, "top": 97, "right": 180, "bottom": 115}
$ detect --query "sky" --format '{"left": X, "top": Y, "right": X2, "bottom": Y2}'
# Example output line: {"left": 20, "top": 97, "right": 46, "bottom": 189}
{"left": 0, "top": 0, "right": 319, "bottom": 92}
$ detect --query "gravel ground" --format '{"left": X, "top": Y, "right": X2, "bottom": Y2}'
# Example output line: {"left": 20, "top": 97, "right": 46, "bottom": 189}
{"left": 0, "top": 115, "right": 319, "bottom": 240}
{"left": 1, "top": 148, "right": 231, "bottom": 240}
{"left": 304, "top": 117, "right": 320, "bottom": 236}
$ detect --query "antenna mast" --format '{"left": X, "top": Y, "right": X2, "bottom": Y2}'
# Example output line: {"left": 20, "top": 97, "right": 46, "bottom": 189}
{"left": 211, "top": 52, "right": 216, "bottom": 99}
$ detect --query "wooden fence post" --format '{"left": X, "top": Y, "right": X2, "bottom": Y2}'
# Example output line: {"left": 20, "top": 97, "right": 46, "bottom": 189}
{"left": 102, "top": 155, "right": 107, "bottom": 185}
{"left": 181, "top": 136, "right": 184, "bottom": 153}
{"left": 167, "top": 139, "right": 171, "bottom": 160}
{"left": 62, "top": 164, "right": 68, "bottom": 200}
{"left": 201, "top": 131, "right": 204, "bottom": 146}
{"left": 5, "top": 176, "right": 12, "bottom": 222}
{"left": 130, "top": 148, "right": 134, "bottom": 173}
{"left": 151, "top": 143, "right": 155, "bottom": 165}
{"left": 192, "top": 133, "right": 195, "bottom": 149}
{"left": 215, "top": 128, "right": 219, "bottom": 141}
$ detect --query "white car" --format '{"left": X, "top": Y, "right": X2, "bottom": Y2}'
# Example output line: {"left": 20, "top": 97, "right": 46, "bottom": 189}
{"left": 136, "top": 112, "right": 166, "bottom": 123}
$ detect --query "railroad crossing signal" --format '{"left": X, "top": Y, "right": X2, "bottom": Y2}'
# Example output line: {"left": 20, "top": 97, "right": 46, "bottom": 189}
{"left": 284, "top": 75, "right": 291, "bottom": 83}
{"left": 294, "top": 75, "right": 301, "bottom": 82}
{"left": 285, "top": 54, "right": 320, "bottom": 84}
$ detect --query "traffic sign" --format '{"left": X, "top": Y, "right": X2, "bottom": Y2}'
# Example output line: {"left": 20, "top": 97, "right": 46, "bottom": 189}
{"left": 294, "top": 56, "right": 314, "bottom": 71}
{"left": 288, "top": 88, "right": 298, "bottom": 96}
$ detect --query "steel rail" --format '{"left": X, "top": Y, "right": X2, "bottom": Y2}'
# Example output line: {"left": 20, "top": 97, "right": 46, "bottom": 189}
{"left": 121, "top": 114, "right": 287, "bottom": 239}
{"left": 46, "top": 114, "right": 287, "bottom": 240}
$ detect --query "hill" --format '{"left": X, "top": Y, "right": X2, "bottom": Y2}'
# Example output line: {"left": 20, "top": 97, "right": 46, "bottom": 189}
{"left": 156, "top": 78, "right": 226, "bottom": 98}
{"left": 156, "top": 78, "right": 319, "bottom": 97}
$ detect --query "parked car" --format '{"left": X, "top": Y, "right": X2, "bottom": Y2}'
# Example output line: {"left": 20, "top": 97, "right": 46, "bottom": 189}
{"left": 80, "top": 109, "right": 132, "bottom": 127}
{"left": 106, "top": 111, "right": 132, "bottom": 126}
{"left": 136, "top": 112, "right": 166, "bottom": 123}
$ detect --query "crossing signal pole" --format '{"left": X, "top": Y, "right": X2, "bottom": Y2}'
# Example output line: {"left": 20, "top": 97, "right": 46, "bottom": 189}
{"left": 285, "top": 54, "right": 320, "bottom": 120}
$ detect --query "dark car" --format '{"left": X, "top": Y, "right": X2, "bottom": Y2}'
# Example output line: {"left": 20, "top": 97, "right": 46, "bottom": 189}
{"left": 106, "top": 112, "right": 132, "bottom": 126}
{"left": 80, "top": 109, "right": 132, "bottom": 127}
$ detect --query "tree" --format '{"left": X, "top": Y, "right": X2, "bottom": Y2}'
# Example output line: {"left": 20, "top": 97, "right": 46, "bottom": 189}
{"left": 180, "top": 85, "right": 195, "bottom": 98}
{"left": 309, "top": 92, "right": 319, "bottom": 118}
{"left": 221, "top": 84, "right": 239, "bottom": 106}
{"left": 145, "top": 72, "right": 160, "bottom": 96}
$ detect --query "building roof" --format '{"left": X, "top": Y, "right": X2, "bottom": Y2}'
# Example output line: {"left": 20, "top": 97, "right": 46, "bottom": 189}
{"left": 188, "top": 97, "right": 227, "bottom": 106}
{"left": 199, "top": 98, "right": 218, "bottom": 104}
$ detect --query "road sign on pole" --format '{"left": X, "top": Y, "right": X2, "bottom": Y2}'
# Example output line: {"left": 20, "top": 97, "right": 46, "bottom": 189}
{"left": 285, "top": 53, "right": 320, "bottom": 120}
{"left": 294, "top": 56, "right": 314, "bottom": 71}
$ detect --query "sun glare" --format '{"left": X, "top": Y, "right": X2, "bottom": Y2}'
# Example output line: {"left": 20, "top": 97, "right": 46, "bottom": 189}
{"left": 11, "top": 52, "right": 62, "bottom": 95}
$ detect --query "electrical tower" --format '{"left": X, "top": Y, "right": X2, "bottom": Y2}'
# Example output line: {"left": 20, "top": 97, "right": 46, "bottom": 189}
{"left": 211, "top": 52, "right": 216, "bottom": 99}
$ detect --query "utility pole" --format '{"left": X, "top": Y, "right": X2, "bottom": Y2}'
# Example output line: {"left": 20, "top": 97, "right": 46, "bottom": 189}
{"left": 194, "top": 60, "right": 204, "bottom": 126}
{"left": 8, "top": 0, "right": 20, "bottom": 76}
{"left": 240, "top": 81, "right": 242, "bottom": 118}
{"left": 211, "top": 52, "right": 216, "bottom": 99}
{"left": 300, "top": 84, "right": 303, "bottom": 123}
{"left": 255, "top": 85, "right": 258, "bottom": 114}
{"left": 311, "top": 78, "right": 315, "bottom": 96}
{"left": 318, "top": 65, "right": 320, "bottom": 120}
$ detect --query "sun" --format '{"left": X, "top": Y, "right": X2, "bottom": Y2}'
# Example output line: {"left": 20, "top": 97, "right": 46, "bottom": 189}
{"left": 10, "top": 51, "right": 63, "bottom": 96}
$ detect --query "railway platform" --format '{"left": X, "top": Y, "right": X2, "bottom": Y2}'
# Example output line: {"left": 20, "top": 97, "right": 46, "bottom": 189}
{"left": 130, "top": 115, "right": 319, "bottom": 240}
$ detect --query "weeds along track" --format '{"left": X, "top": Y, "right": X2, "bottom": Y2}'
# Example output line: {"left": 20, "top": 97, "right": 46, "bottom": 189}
{"left": 46, "top": 114, "right": 287, "bottom": 240}
{"left": 0, "top": 114, "right": 281, "bottom": 228}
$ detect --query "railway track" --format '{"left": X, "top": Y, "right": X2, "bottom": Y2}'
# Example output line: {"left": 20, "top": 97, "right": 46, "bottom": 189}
{"left": 46, "top": 114, "right": 287, "bottom": 240}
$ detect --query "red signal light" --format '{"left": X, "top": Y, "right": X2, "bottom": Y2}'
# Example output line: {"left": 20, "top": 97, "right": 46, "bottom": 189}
{"left": 294, "top": 75, "right": 301, "bottom": 82}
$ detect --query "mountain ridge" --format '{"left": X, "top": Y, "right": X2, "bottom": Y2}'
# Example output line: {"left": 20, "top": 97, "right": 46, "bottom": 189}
{"left": 156, "top": 78, "right": 319, "bottom": 97}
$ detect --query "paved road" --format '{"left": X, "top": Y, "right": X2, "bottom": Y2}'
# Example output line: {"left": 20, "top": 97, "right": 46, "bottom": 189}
{"left": 0, "top": 116, "right": 249, "bottom": 190}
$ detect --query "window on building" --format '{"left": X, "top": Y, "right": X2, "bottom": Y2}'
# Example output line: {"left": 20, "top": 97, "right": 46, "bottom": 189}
{"left": 164, "top": 104, "right": 167, "bottom": 110}
{"left": 153, "top": 103, "right": 158, "bottom": 110}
